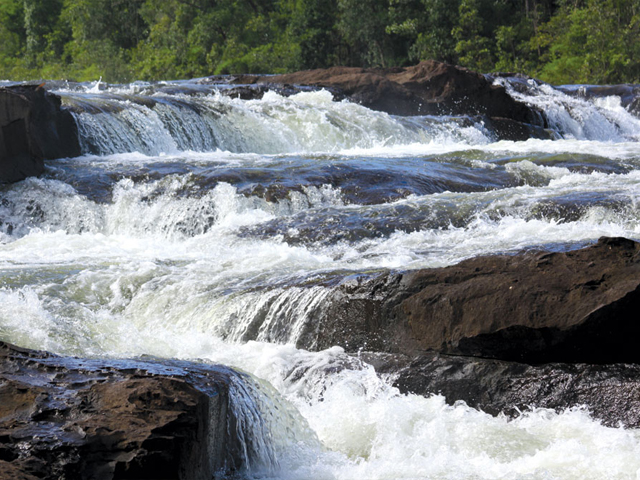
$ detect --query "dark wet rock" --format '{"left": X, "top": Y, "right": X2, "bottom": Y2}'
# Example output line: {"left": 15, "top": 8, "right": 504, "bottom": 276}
{"left": 0, "top": 85, "right": 81, "bottom": 183}
{"left": 306, "top": 236, "right": 640, "bottom": 364}
{"left": 484, "top": 116, "right": 555, "bottom": 141}
{"left": 211, "top": 61, "right": 547, "bottom": 140}
{"left": 222, "top": 84, "right": 273, "bottom": 100}
{"left": 526, "top": 195, "right": 629, "bottom": 223}
{"left": 629, "top": 96, "right": 640, "bottom": 117}
{"left": 360, "top": 351, "right": 640, "bottom": 428}
{"left": 218, "top": 83, "right": 345, "bottom": 102}
{"left": 0, "top": 341, "right": 244, "bottom": 480}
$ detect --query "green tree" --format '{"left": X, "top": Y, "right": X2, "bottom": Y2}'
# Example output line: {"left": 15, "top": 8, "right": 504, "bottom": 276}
{"left": 61, "top": 0, "right": 147, "bottom": 81}
{"left": 0, "top": 0, "right": 26, "bottom": 77}
{"left": 336, "top": 0, "right": 392, "bottom": 67}
{"left": 535, "top": 0, "right": 640, "bottom": 83}
{"left": 452, "top": 0, "right": 493, "bottom": 71}
{"left": 291, "top": 0, "right": 338, "bottom": 69}
{"left": 410, "top": 0, "right": 460, "bottom": 63}
{"left": 23, "top": 0, "right": 70, "bottom": 69}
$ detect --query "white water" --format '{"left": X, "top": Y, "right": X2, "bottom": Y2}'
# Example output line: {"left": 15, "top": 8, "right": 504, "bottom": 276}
{"left": 3, "top": 84, "right": 640, "bottom": 478}
{"left": 65, "top": 89, "right": 494, "bottom": 156}
{"left": 494, "top": 77, "right": 640, "bottom": 142}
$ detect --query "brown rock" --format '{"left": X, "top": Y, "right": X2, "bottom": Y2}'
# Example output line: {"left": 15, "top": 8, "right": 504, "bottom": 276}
{"left": 362, "top": 351, "right": 640, "bottom": 428}
{"left": 216, "top": 61, "right": 547, "bottom": 139}
{"left": 0, "top": 342, "right": 239, "bottom": 480}
{"left": 304, "top": 237, "right": 640, "bottom": 364}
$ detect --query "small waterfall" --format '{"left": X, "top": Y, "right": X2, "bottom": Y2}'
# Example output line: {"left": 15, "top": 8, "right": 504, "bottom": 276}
{"left": 60, "top": 87, "right": 492, "bottom": 156}
{"left": 67, "top": 93, "right": 218, "bottom": 155}
{"left": 495, "top": 76, "right": 640, "bottom": 141}
{"left": 212, "top": 286, "right": 335, "bottom": 348}
{"left": 224, "top": 369, "right": 322, "bottom": 476}
{"left": 0, "top": 176, "right": 346, "bottom": 242}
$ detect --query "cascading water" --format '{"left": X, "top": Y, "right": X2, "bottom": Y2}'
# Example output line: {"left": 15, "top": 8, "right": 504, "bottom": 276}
{"left": 3, "top": 78, "right": 640, "bottom": 479}
{"left": 64, "top": 87, "right": 493, "bottom": 156}
{"left": 493, "top": 76, "right": 640, "bottom": 141}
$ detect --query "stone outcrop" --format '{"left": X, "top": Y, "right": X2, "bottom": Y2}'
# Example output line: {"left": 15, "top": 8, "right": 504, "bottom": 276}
{"left": 0, "top": 342, "right": 243, "bottom": 480}
{"left": 206, "top": 60, "right": 550, "bottom": 140}
{"left": 0, "top": 85, "right": 80, "bottom": 183}
{"left": 304, "top": 237, "right": 640, "bottom": 364}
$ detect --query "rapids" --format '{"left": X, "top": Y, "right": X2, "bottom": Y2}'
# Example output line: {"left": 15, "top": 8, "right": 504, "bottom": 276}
{"left": 2, "top": 77, "right": 640, "bottom": 479}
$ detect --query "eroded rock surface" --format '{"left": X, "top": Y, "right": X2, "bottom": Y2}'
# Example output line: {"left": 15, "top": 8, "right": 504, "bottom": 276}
{"left": 0, "top": 342, "right": 239, "bottom": 480}
{"left": 0, "top": 85, "right": 80, "bottom": 183}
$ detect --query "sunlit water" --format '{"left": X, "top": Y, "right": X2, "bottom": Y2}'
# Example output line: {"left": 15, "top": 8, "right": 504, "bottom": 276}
{"left": 2, "top": 79, "right": 640, "bottom": 479}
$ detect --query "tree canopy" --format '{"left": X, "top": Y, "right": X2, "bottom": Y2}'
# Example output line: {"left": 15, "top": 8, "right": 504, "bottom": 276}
{"left": 0, "top": 0, "right": 638, "bottom": 84}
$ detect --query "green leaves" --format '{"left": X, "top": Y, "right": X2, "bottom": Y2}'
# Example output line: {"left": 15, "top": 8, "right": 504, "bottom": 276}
{"left": 534, "top": 0, "right": 640, "bottom": 84}
{"left": 0, "top": 0, "right": 639, "bottom": 84}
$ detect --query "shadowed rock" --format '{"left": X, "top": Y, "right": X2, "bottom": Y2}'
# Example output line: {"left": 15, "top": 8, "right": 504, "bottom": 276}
{"left": 303, "top": 237, "right": 640, "bottom": 364}
{"left": 0, "top": 85, "right": 80, "bottom": 183}
{"left": 362, "top": 351, "right": 640, "bottom": 428}
{"left": 0, "top": 342, "right": 247, "bottom": 480}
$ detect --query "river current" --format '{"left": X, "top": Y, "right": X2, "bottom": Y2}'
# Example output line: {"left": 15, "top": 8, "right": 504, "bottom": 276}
{"left": 2, "top": 78, "right": 640, "bottom": 479}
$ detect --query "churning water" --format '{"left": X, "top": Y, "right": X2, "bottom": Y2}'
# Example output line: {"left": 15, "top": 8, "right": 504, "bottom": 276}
{"left": 2, "top": 78, "right": 640, "bottom": 479}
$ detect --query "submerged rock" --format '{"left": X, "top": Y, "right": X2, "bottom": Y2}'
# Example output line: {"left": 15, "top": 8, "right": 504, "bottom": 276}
{"left": 0, "top": 342, "right": 245, "bottom": 480}
{"left": 0, "top": 85, "right": 80, "bottom": 183}
{"left": 305, "top": 237, "right": 640, "bottom": 364}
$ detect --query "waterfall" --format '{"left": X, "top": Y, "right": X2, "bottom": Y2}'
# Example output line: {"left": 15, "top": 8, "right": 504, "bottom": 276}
{"left": 63, "top": 87, "right": 493, "bottom": 156}
{"left": 58, "top": 79, "right": 640, "bottom": 158}
{"left": 224, "top": 370, "right": 323, "bottom": 476}
{"left": 494, "top": 76, "right": 640, "bottom": 141}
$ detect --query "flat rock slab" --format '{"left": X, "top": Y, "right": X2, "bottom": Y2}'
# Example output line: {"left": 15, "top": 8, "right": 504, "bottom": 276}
{"left": 0, "top": 342, "right": 241, "bottom": 480}
{"left": 311, "top": 237, "right": 640, "bottom": 364}
{"left": 397, "top": 353, "right": 640, "bottom": 428}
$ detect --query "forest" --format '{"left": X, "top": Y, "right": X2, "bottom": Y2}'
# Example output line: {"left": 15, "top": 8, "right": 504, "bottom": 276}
{"left": 0, "top": 0, "right": 639, "bottom": 85}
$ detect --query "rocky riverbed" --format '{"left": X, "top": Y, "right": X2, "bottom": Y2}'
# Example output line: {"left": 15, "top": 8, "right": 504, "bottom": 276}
{"left": 3, "top": 62, "right": 640, "bottom": 478}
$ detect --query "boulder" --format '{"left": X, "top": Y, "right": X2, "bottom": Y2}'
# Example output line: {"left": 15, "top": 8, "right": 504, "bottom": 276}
{"left": 0, "top": 85, "right": 80, "bottom": 183}
{"left": 0, "top": 341, "right": 245, "bottom": 480}
{"left": 362, "top": 351, "right": 640, "bottom": 428}
{"left": 484, "top": 116, "right": 556, "bottom": 141}
{"left": 304, "top": 237, "right": 640, "bottom": 364}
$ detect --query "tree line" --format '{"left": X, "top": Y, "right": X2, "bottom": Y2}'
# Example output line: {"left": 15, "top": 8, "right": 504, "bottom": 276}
{"left": 1, "top": 0, "right": 639, "bottom": 85}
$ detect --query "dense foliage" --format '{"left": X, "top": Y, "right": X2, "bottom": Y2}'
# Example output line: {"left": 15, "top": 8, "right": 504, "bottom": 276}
{"left": 1, "top": 0, "right": 639, "bottom": 84}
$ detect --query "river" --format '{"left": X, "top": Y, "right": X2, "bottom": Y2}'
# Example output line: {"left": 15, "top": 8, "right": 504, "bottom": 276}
{"left": 2, "top": 77, "right": 640, "bottom": 479}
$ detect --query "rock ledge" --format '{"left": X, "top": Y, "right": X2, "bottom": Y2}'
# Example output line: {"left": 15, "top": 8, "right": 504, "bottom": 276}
{"left": 0, "top": 342, "right": 242, "bottom": 480}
